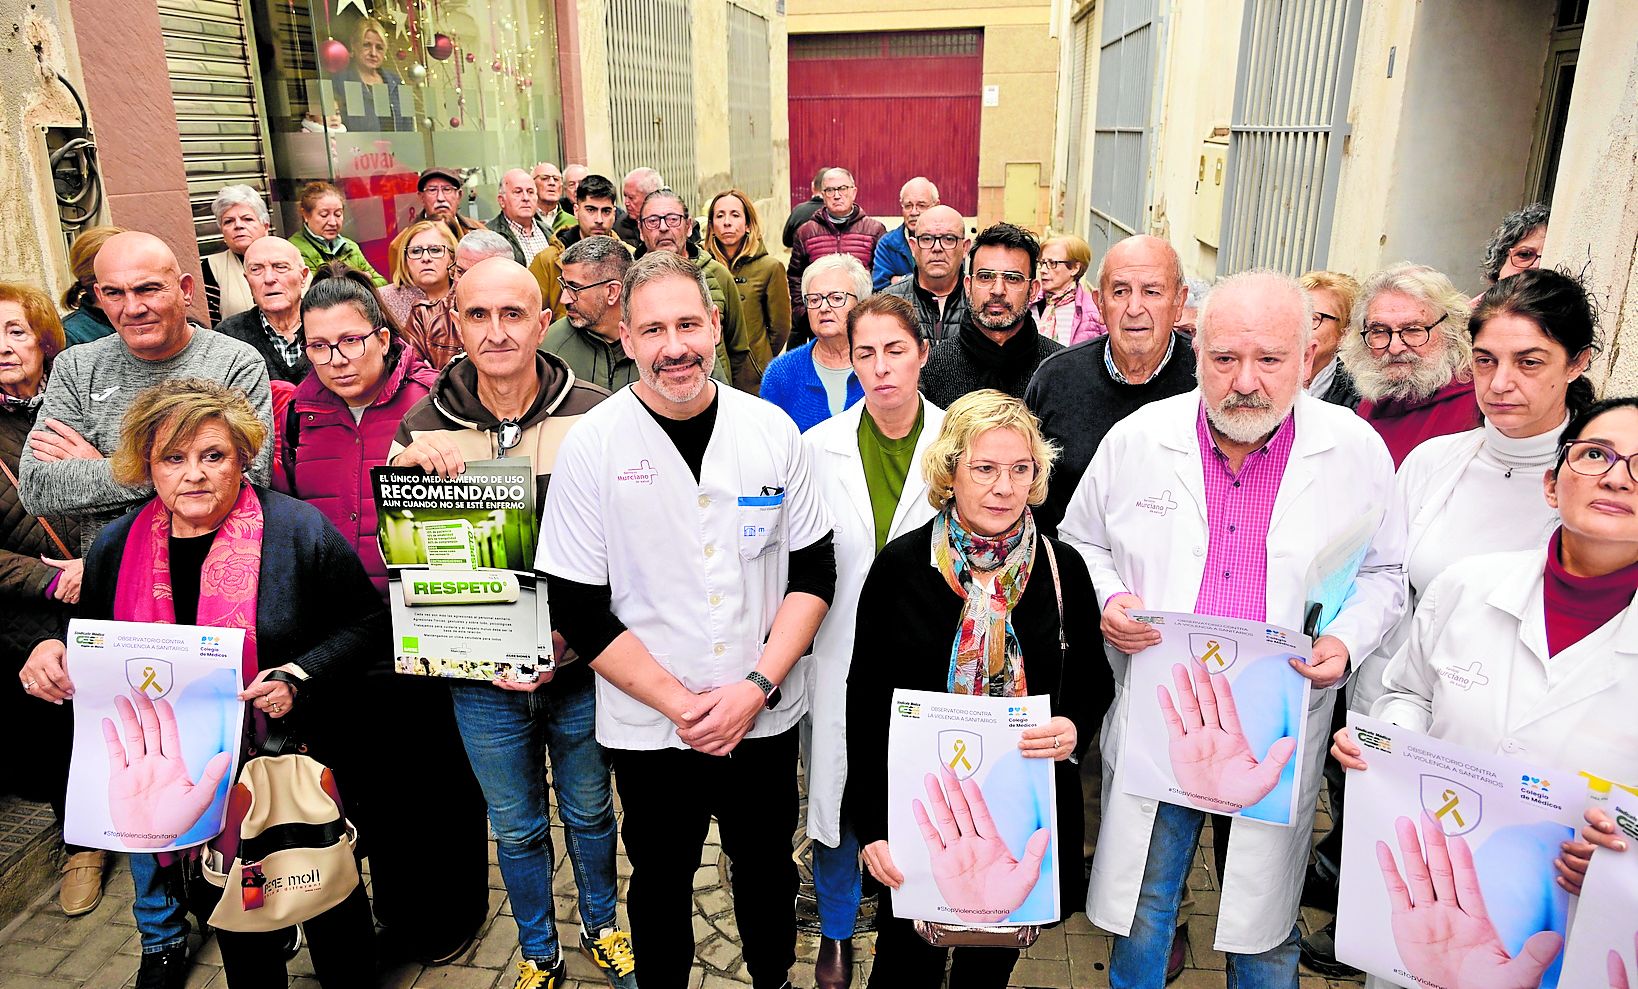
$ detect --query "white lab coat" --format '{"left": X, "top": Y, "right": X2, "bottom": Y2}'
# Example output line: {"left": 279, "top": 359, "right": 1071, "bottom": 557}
{"left": 1059, "top": 391, "right": 1406, "bottom": 954}
{"left": 799, "top": 398, "right": 944, "bottom": 847}
{"left": 1350, "top": 428, "right": 1558, "bottom": 715}
{"left": 1373, "top": 547, "right": 1638, "bottom": 783}
{"left": 538, "top": 385, "right": 834, "bottom": 750}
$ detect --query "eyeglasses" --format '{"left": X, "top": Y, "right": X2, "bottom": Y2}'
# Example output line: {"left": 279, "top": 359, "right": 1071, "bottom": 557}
{"left": 422, "top": 184, "right": 460, "bottom": 197}
{"left": 900, "top": 200, "right": 933, "bottom": 212}
{"left": 964, "top": 461, "right": 1038, "bottom": 486}
{"left": 1362, "top": 312, "right": 1447, "bottom": 352}
{"left": 640, "top": 213, "right": 688, "bottom": 230}
{"left": 803, "top": 291, "right": 857, "bottom": 310}
{"left": 1558, "top": 441, "right": 1638, "bottom": 484}
{"left": 972, "top": 270, "right": 1029, "bottom": 288}
{"left": 1311, "top": 311, "right": 1339, "bottom": 328}
{"left": 560, "top": 276, "right": 618, "bottom": 299}
{"left": 913, "top": 233, "right": 961, "bottom": 250}
{"left": 303, "top": 332, "right": 377, "bottom": 365}
{"left": 822, "top": 185, "right": 855, "bottom": 195}
{"left": 1038, "top": 258, "right": 1075, "bottom": 271}
{"left": 407, "top": 245, "right": 450, "bottom": 259}
{"left": 1508, "top": 245, "right": 1542, "bottom": 269}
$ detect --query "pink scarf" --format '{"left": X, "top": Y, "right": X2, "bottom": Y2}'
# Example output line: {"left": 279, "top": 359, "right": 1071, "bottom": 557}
{"left": 113, "top": 484, "right": 264, "bottom": 685}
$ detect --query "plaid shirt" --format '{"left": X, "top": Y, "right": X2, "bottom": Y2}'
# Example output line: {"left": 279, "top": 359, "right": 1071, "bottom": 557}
{"left": 260, "top": 312, "right": 304, "bottom": 369}
{"left": 1192, "top": 401, "right": 1296, "bottom": 622}
{"left": 508, "top": 217, "right": 553, "bottom": 265}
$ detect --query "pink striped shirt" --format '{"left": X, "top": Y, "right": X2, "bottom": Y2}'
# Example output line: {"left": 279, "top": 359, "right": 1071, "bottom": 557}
{"left": 1192, "top": 402, "right": 1296, "bottom": 622}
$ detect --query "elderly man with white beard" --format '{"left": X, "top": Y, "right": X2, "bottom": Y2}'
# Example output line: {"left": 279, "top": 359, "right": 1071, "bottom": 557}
{"left": 1058, "top": 269, "right": 1405, "bottom": 989}
{"left": 1338, "top": 262, "right": 1480, "bottom": 466}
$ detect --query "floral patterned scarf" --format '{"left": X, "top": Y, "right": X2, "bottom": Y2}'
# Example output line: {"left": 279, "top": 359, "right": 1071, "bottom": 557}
{"left": 932, "top": 505, "right": 1034, "bottom": 696}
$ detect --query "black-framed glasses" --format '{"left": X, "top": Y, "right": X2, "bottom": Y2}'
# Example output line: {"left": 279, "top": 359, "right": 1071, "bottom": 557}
{"left": 1363, "top": 312, "right": 1447, "bottom": 352}
{"left": 1038, "top": 258, "right": 1075, "bottom": 271}
{"left": 822, "top": 184, "right": 855, "bottom": 195}
{"left": 802, "top": 291, "right": 856, "bottom": 310}
{"left": 913, "top": 233, "right": 961, "bottom": 250}
{"left": 972, "top": 269, "right": 1029, "bottom": 288}
{"left": 407, "top": 245, "right": 450, "bottom": 259}
{"left": 303, "top": 331, "right": 378, "bottom": 365}
{"left": 1311, "top": 311, "right": 1340, "bottom": 328}
{"left": 640, "top": 212, "right": 687, "bottom": 230}
{"left": 1559, "top": 440, "right": 1638, "bottom": 483}
{"left": 560, "top": 276, "right": 619, "bottom": 299}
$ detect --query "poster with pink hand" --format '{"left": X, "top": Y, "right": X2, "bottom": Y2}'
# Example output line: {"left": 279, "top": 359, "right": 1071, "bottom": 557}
{"left": 63, "top": 619, "right": 245, "bottom": 853}
{"left": 1560, "top": 786, "right": 1638, "bottom": 989}
{"left": 1121, "top": 612, "right": 1312, "bottom": 825}
{"left": 886, "top": 689, "right": 1060, "bottom": 926}
{"left": 1336, "top": 713, "right": 1583, "bottom": 989}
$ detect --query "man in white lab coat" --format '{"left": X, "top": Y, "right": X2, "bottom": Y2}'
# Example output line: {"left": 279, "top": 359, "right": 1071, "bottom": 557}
{"left": 1059, "top": 269, "right": 1405, "bottom": 987}
{"left": 538, "top": 250, "right": 836, "bottom": 989}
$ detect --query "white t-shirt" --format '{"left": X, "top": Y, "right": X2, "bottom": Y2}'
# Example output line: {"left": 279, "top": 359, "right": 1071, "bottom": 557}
{"left": 537, "top": 385, "right": 834, "bottom": 750}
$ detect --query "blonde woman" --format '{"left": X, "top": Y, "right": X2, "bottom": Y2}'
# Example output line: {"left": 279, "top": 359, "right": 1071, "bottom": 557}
{"left": 59, "top": 225, "right": 125, "bottom": 346}
{"left": 845, "top": 389, "right": 1109, "bottom": 988}
{"left": 377, "top": 220, "right": 458, "bottom": 329}
{"left": 708, "top": 188, "right": 791, "bottom": 361}
{"left": 1032, "top": 234, "right": 1105, "bottom": 345}
{"left": 1299, "top": 269, "right": 1362, "bottom": 407}
{"left": 333, "top": 16, "right": 412, "bottom": 132}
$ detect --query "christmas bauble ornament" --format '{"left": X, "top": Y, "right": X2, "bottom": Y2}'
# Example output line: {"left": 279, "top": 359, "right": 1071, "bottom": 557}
{"left": 320, "top": 38, "right": 351, "bottom": 74}
{"left": 492, "top": 59, "right": 502, "bottom": 72}
{"left": 408, "top": 63, "right": 427, "bottom": 81}
{"left": 449, "top": 116, "right": 461, "bottom": 127}
{"left": 465, "top": 51, "right": 475, "bottom": 63}
{"left": 428, "top": 33, "right": 455, "bottom": 60}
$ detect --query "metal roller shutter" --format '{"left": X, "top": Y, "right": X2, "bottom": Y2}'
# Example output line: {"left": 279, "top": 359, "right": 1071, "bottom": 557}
{"left": 606, "top": 0, "right": 700, "bottom": 205}
{"left": 727, "top": 4, "right": 773, "bottom": 201}
{"left": 158, "top": 0, "right": 272, "bottom": 255}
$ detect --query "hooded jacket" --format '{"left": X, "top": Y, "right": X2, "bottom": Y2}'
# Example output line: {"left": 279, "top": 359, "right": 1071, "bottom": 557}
{"left": 285, "top": 344, "right": 439, "bottom": 596}
{"left": 919, "top": 312, "right": 1062, "bottom": 409}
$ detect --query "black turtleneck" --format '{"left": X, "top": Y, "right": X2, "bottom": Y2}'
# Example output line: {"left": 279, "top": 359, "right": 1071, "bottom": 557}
{"left": 919, "top": 312, "right": 1063, "bottom": 409}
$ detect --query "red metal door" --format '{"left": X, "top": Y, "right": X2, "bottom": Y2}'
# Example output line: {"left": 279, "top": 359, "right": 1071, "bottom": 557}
{"left": 788, "top": 30, "right": 983, "bottom": 216}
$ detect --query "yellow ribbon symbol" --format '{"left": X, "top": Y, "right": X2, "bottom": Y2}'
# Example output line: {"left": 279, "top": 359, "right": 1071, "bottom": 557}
{"left": 948, "top": 738, "right": 972, "bottom": 772}
{"left": 1435, "top": 788, "right": 1465, "bottom": 828}
{"left": 138, "top": 666, "right": 161, "bottom": 696}
{"left": 1201, "top": 640, "right": 1225, "bottom": 668}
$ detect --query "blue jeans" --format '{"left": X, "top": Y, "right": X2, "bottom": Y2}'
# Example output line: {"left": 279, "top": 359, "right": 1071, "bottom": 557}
{"left": 128, "top": 853, "right": 189, "bottom": 954}
{"left": 812, "top": 829, "right": 861, "bottom": 940}
{"left": 1109, "top": 802, "right": 1300, "bottom": 989}
{"left": 449, "top": 672, "right": 618, "bottom": 962}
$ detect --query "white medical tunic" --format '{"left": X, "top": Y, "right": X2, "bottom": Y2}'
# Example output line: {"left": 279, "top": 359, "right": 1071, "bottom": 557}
{"left": 538, "top": 385, "right": 834, "bottom": 750}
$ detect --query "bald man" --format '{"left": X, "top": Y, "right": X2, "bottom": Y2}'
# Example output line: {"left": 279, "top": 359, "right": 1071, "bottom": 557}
{"left": 489, "top": 167, "right": 556, "bottom": 266}
{"left": 213, "top": 237, "right": 312, "bottom": 383}
{"left": 20, "top": 231, "right": 274, "bottom": 545}
{"left": 872, "top": 175, "right": 939, "bottom": 291}
{"left": 562, "top": 163, "right": 589, "bottom": 209}
{"left": 881, "top": 203, "right": 968, "bottom": 342}
{"left": 532, "top": 162, "right": 575, "bottom": 234}
{"left": 387, "top": 256, "right": 635, "bottom": 987}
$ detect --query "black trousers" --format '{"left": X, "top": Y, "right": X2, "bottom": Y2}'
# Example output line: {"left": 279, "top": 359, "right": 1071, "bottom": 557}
{"left": 611, "top": 726, "right": 800, "bottom": 989}
{"left": 210, "top": 881, "right": 376, "bottom": 989}
{"left": 867, "top": 896, "right": 1021, "bottom": 989}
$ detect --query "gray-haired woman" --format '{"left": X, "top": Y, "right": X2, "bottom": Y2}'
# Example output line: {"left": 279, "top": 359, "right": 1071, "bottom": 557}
{"left": 1475, "top": 203, "right": 1548, "bottom": 303}
{"left": 201, "top": 185, "right": 271, "bottom": 324}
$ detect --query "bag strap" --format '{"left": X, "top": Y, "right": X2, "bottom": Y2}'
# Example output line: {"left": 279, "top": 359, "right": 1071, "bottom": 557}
{"left": 1039, "top": 535, "right": 1068, "bottom": 704}
{"left": 0, "top": 455, "right": 73, "bottom": 559}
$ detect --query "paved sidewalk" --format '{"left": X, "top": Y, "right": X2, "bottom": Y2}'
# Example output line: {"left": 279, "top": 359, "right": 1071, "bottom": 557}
{"left": 0, "top": 760, "right": 1365, "bottom": 988}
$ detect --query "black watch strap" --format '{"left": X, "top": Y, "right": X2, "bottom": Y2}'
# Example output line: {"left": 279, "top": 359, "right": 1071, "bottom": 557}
{"left": 745, "top": 671, "right": 780, "bottom": 709}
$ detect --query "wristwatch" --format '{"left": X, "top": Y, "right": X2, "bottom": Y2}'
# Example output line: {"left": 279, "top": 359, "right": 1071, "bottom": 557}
{"left": 745, "top": 671, "right": 781, "bottom": 710}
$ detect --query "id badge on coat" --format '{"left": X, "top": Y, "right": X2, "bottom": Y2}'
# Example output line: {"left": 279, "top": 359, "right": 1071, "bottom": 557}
{"left": 738, "top": 490, "right": 785, "bottom": 561}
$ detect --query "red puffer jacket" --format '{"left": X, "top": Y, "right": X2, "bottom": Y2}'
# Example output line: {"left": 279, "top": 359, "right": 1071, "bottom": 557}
{"left": 787, "top": 208, "right": 887, "bottom": 338}
{"left": 283, "top": 345, "right": 439, "bottom": 597}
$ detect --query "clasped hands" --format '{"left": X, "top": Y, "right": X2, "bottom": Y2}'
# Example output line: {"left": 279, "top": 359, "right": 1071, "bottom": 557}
{"left": 665, "top": 679, "right": 767, "bottom": 757}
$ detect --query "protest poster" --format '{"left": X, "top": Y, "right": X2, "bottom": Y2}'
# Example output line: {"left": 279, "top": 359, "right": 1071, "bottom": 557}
{"left": 1121, "top": 612, "right": 1311, "bottom": 825}
{"left": 64, "top": 618, "right": 245, "bottom": 853}
{"left": 1336, "top": 712, "right": 1582, "bottom": 988}
{"left": 885, "top": 688, "right": 1059, "bottom": 926}
{"left": 373, "top": 458, "right": 550, "bottom": 683}
{"left": 1560, "top": 784, "right": 1638, "bottom": 988}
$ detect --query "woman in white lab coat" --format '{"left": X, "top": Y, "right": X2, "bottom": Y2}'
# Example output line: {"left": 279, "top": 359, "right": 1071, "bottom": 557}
{"left": 1350, "top": 267, "right": 1597, "bottom": 715}
{"left": 1334, "top": 395, "right": 1638, "bottom": 989}
{"left": 800, "top": 294, "right": 942, "bottom": 988}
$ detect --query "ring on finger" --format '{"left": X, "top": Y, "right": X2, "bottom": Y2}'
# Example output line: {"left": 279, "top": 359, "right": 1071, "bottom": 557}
{"left": 23, "top": 679, "right": 37, "bottom": 690}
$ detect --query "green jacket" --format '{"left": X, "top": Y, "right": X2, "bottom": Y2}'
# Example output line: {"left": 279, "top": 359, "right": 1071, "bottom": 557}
{"left": 291, "top": 226, "right": 387, "bottom": 286}
{"left": 691, "top": 247, "right": 757, "bottom": 393}
{"left": 724, "top": 242, "right": 786, "bottom": 385}
{"left": 539, "top": 315, "right": 727, "bottom": 392}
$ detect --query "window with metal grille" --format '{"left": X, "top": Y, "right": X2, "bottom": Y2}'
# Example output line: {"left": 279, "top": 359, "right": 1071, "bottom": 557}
{"left": 159, "top": 0, "right": 272, "bottom": 255}
{"left": 606, "top": 0, "right": 699, "bottom": 205}
{"left": 789, "top": 34, "right": 880, "bottom": 60}
{"left": 1218, "top": 0, "right": 1364, "bottom": 275}
{"left": 1062, "top": 10, "right": 1096, "bottom": 233}
{"left": 1086, "top": 0, "right": 1159, "bottom": 269}
{"left": 727, "top": 5, "right": 772, "bottom": 200}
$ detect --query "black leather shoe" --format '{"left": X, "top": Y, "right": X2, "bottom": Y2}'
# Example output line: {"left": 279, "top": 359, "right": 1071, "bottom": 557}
{"left": 1299, "top": 920, "right": 1360, "bottom": 978}
{"left": 135, "top": 944, "right": 189, "bottom": 989}
{"left": 1165, "top": 924, "right": 1187, "bottom": 984}
{"left": 816, "top": 935, "right": 854, "bottom": 989}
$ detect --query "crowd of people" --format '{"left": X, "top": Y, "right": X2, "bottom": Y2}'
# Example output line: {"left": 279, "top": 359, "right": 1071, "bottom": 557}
{"left": 0, "top": 149, "right": 1630, "bottom": 989}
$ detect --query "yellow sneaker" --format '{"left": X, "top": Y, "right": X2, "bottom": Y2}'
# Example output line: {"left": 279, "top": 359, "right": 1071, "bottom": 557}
{"left": 512, "top": 956, "right": 565, "bottom": 989}
{"left": 580, "top": 927, "right": 638, "bottom": 988}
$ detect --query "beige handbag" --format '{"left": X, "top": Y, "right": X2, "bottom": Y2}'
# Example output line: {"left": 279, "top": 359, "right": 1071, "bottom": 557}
{"left": 912, "top": 538, "right": 1069, "bottom": 950}
{"left": 201, "top": 753, "right": 360, "bottom": 933}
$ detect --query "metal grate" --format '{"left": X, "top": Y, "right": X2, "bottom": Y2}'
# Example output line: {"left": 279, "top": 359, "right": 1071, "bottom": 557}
{"left": 159, "top": 0, "right": 271, "bottom": 255}
{"left": 1062, "top": 10, "right": 1096, "bottom": 233}
{"left": 726, "top": 5, "right": 773, "bottom": 201}
{"left": 605, "top": 0, "right": 699, "bottom": 206}
{"left": 1086, "top": 0, "right": 1158, "bottom": 268}
{"left": 1217, "top": 0, "right": 1363, "bottom": 275}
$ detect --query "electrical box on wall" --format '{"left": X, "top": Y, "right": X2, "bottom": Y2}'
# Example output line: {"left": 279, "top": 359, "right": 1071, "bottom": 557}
{"left": 1194, "top": 138, "right": 1228, "bottom": 249}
